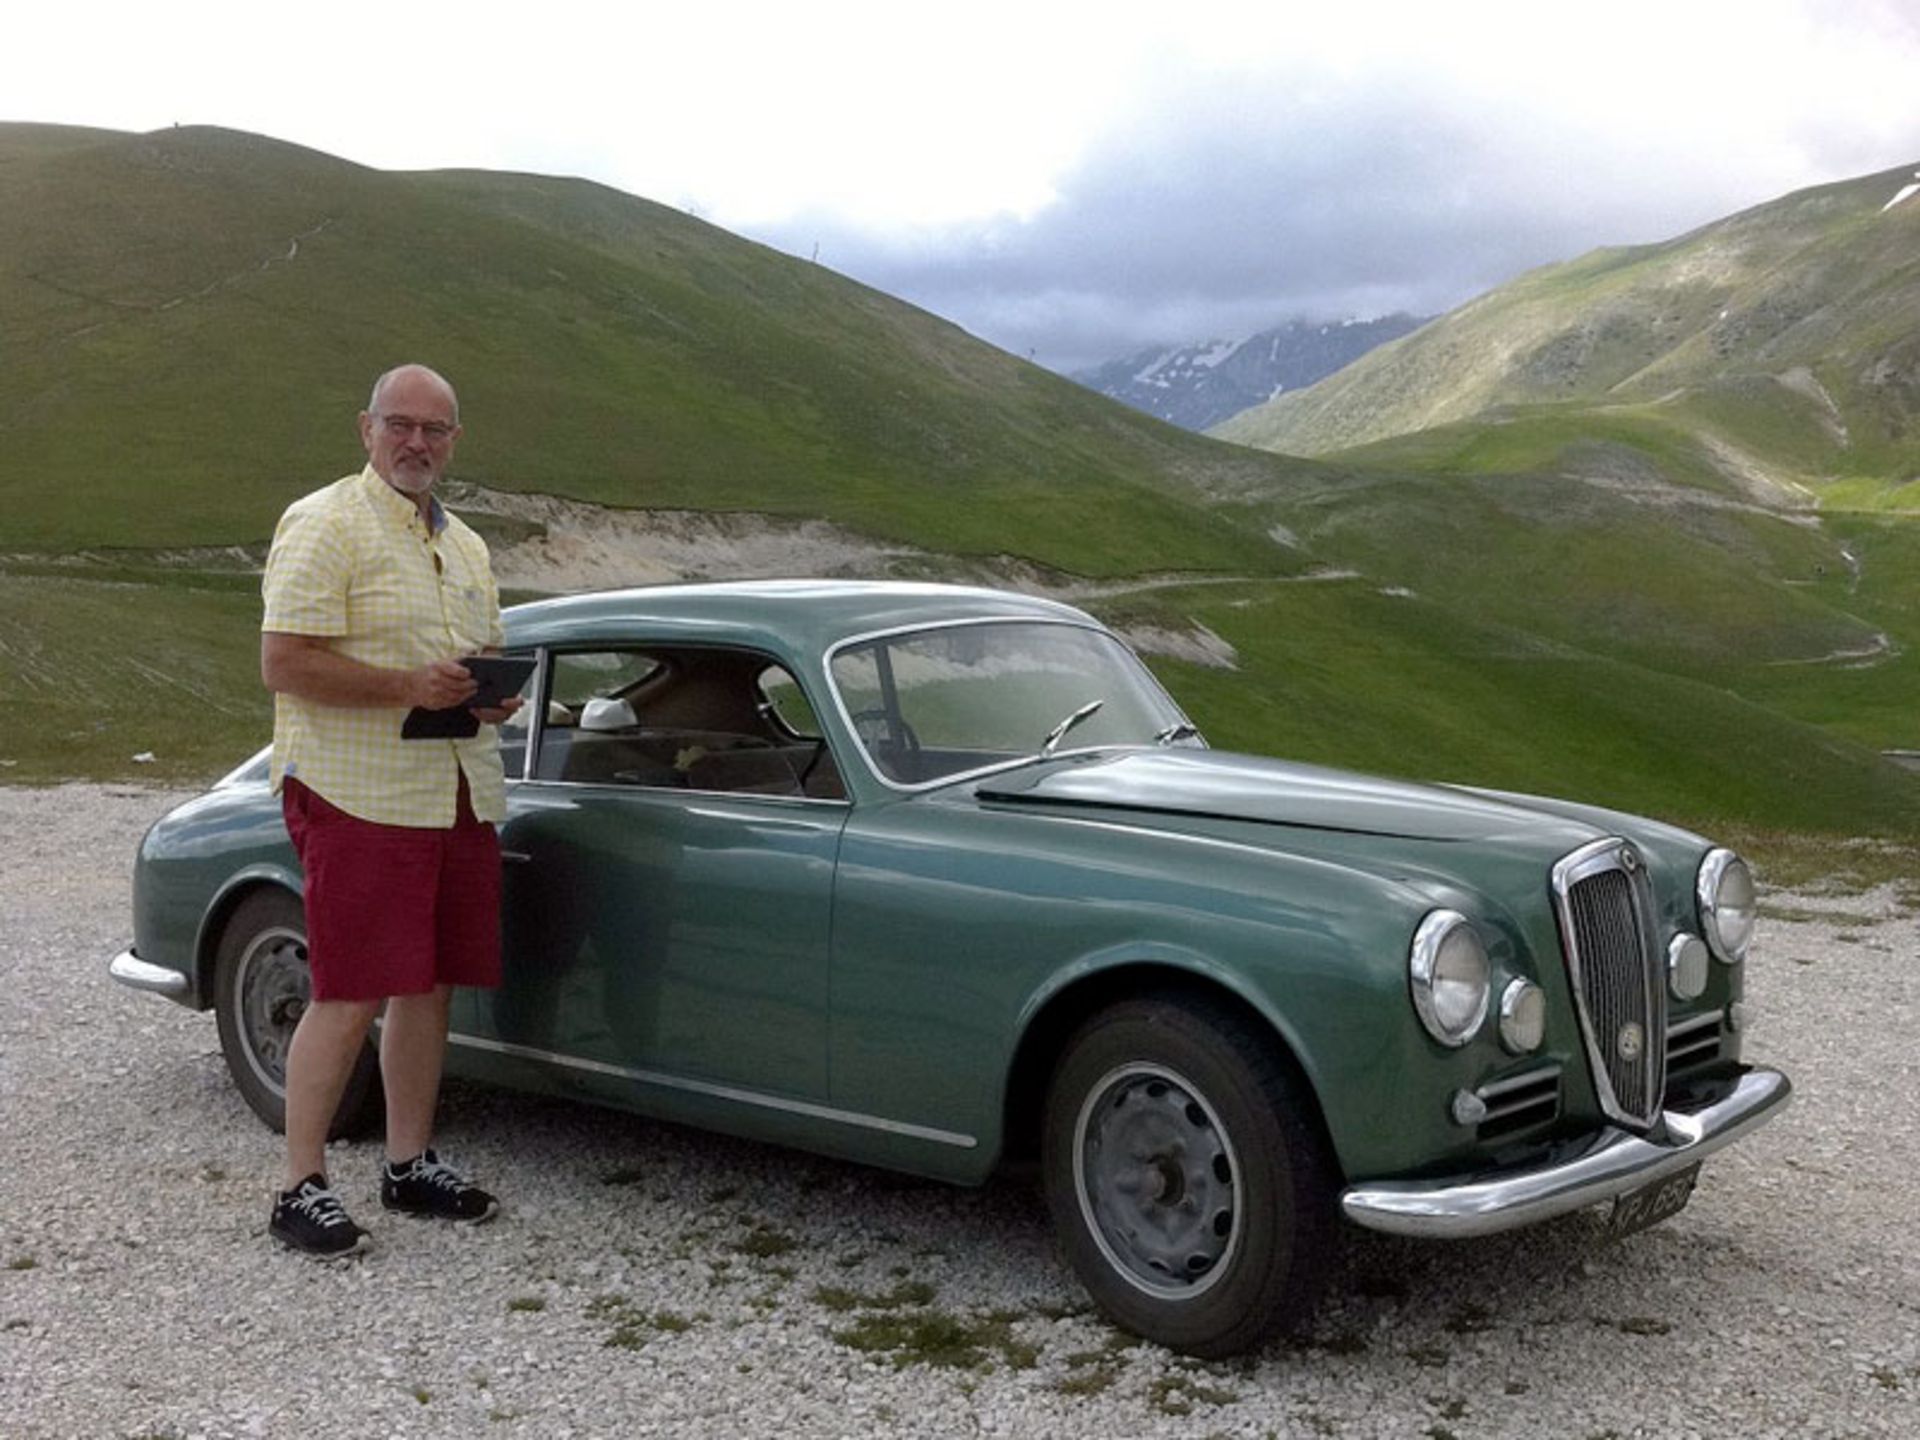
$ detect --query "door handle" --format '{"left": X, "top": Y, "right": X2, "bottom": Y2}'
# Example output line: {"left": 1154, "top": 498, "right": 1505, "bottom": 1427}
{"left": 501, "top": 849, "right": 533, "bottom": 864}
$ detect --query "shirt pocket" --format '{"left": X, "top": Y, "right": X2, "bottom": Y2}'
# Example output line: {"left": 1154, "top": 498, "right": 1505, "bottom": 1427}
{"left": 441, "top": 551, "right": 495, "bottom": 653}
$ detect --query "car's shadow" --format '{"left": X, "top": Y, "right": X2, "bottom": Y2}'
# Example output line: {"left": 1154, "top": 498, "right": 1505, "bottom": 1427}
{"left": 177, "top": 1047, "right": 1737, "bottom": 1368}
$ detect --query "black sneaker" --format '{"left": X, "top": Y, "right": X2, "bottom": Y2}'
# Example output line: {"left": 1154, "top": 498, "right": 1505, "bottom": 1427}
{"left": 270, "top": 1175, "right": 370, "bottom": 1258}
{"left": 380, "top": 1149, "right": 499, "bottom": 1223}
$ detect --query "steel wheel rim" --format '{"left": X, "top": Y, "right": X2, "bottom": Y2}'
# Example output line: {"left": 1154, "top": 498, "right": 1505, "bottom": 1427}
{"left": 1072, "top": 1061, "right": 1242, "bottom": 1300}
{"left": 230, "top": 924, "right": 310, "bottom": 1097}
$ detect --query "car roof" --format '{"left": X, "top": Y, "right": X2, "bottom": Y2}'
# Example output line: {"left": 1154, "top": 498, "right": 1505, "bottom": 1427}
{"left": 502, "top": 579, "right": 1099, "bottom": 658}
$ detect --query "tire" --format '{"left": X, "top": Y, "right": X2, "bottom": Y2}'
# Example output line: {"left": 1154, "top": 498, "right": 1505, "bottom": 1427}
{"left": 211, "top": 889, "right": 382, "bottom": 1139}
{"left": 1041, "top": 993, "right": 1338, "bottom": 1357}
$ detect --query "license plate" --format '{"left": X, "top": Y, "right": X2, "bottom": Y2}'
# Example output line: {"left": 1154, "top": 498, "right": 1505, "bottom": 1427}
{"left": 1608, "top": 1162, "right": 1701, "bottom": 1239}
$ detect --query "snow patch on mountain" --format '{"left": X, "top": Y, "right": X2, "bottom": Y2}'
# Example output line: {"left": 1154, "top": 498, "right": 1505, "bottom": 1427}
{"left": 1073, "top": 314, "right": 1427, "bottom": 432}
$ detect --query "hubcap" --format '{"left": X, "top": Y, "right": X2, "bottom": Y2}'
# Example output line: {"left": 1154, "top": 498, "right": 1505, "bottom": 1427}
{"left": 1073, "top": 1062, "right": 1241, "bottom": 1300}
{"left": 232, "top": 926, "right": 310, "bottom": 1097}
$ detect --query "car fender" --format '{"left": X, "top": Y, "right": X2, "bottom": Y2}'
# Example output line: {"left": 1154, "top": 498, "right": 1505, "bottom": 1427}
{"left": 191, "top": 863, "right": 305, "bottom": 1007}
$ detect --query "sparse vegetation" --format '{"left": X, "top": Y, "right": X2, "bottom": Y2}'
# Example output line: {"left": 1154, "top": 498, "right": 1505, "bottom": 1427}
{"left": 1147, "top": 1374, "right": 1239, "bottom": 1414}
{"left": 588, "top": 1294, "right": 696, "bottom": 1351}
{"left": 812, "top": 1279, "right": 937, "bottom": 1313}
{"left": 731, "top": 1224, "right": 797, "bottom": 1259}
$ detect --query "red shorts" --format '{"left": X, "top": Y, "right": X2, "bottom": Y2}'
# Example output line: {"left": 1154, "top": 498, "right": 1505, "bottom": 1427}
{"left": 282, "top": 775, "right": 503, "bottom": 1002}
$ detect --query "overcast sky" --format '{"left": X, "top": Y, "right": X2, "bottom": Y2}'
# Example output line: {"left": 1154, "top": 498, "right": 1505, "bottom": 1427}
{"left": 9, "top": 1, "right": 1919, "bottom": 372}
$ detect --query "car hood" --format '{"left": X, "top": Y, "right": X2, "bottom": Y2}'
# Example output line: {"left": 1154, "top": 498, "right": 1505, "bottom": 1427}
{"left": 975, "top": 748, "right": 1594, "bottom": 844}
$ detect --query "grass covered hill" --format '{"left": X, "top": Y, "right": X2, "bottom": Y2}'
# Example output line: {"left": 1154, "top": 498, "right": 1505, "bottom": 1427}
{"left": 3, "top": 124, "right": 1918, "bottom": 853}
{"left": 1216, "top": 161, "right": 1920, "bottom": 499}
{"left": 0, "top": 122, "right": 1294, "bottom": 577}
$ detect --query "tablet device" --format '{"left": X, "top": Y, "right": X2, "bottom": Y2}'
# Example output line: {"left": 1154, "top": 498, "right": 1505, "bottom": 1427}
{"left": 401, "top": 655, "right": 537, "bottom": 739}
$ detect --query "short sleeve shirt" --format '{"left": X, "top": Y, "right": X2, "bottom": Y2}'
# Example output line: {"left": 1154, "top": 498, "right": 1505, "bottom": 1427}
{"left": 262, "top": 466, "right": 507, "bottom": 827}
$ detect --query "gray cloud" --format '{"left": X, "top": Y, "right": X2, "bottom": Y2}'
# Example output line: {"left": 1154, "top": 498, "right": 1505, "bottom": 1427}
{"left": 749, "top": 62, "right": 1920, "bottom": 374}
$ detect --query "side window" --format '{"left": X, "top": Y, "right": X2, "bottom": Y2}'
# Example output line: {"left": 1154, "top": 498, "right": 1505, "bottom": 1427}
{"left": 532, "top": 650, "right": 661, "bottom": 783}
{"left": 550, "top": 651, "right": 660, "bottom": 712}
{"left": 527, "top": 647, "right": 845, "bottom": 800}
{"left": 757, "top": 664, "right": 821, "bottom": 739}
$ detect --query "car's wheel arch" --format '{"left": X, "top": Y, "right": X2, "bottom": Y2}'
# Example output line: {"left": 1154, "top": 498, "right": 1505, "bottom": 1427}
{"left": 999, "top": 954, "right": 1339, "bottom": 1180}
{"left": 193, "top": 867, "right": 304, "bottom": 1008}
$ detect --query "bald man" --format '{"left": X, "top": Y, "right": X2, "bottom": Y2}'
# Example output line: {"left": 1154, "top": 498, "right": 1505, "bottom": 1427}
{"left": 259, "top": 364, "right": 522, "bottom": 1255}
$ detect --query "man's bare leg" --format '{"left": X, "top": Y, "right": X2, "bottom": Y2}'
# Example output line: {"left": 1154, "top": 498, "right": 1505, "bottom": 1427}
{"left": 283, "top": 997, "right": 380, "bottom": 1187}
{"left": 379, "top": 984, "right": 453, "bottom": 1163}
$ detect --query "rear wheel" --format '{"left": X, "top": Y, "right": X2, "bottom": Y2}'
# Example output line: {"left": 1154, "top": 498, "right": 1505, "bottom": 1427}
{"left": 211, "top": 889, "right": 381, "bottom": 1138}
{"left": 1041, "top": 994, "right": 1337, "bottom": 1356}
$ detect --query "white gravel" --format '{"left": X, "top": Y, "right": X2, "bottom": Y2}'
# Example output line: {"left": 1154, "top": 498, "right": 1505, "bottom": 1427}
{"left": 2, "top": 783, "right": 1916, "bottom": 1439}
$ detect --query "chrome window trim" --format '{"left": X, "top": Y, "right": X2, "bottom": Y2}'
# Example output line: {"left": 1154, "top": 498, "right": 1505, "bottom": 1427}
{"left": 446, "top": 1032, "right": 976, "bottom": 1148}
{"left": 507, "top": 772, "right": 850, "bottom": 808}
{"left": 499, "top": 646, "right": 545, "bottom": 784}
{"left": 1550, "top": 836, "right": 1666, "bottom": 1129}
{"left": 822, "top": 615, "right": 1199, "bottom": 795}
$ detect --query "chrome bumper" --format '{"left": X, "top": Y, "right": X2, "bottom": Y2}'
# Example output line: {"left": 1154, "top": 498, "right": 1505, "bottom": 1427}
{"left": 108, "top": 948, "right": 191, "bottom": 999}
{"left": 1340, "top": 1067, "right": 1791, "bottom": 1238}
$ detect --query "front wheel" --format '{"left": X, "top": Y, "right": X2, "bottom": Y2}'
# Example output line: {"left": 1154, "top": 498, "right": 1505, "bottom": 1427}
{"left": 1041, "top": 994, "right": 1338, "bottom": 1356}
{"left": 211, "top": 888, "right": 381, "bottom": 1138}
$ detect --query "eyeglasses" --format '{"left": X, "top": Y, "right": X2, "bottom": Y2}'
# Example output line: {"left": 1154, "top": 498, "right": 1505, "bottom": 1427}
{"left": 375, "top": 414, "right": 457, "bottom": 442}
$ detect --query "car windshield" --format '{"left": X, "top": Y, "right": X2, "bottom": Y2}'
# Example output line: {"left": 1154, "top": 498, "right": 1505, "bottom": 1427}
{"left": 829, "top": 619, "right": 1198, "bottom": 786}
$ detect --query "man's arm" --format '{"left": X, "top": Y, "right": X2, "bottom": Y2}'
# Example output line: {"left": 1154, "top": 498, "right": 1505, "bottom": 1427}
{"left": 261, "top": 632, "right": 478, "bottom": 710}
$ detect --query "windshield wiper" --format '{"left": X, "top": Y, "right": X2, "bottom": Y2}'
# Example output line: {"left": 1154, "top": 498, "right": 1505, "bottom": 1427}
{"left": 1153, "top": 721, "right": 1201, "bottom": 746}
{"left": 1039, "top": 699, "right": 1105, "bottom": 758}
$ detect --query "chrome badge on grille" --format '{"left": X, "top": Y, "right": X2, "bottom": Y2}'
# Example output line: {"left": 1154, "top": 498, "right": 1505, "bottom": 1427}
{"left": 1617, "top": 1021, "right": 1645, "bottom": 1062}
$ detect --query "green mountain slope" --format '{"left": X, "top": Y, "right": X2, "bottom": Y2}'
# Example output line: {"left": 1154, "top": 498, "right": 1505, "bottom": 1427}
{"left": 0, "top": 123, "right": 1294, "bottom": 577}
{"left": 1216, "top": 162, "right": 1920, "bottom": 493}
{"left": 3, "top": 124, "right": 1916, "bottom": 847}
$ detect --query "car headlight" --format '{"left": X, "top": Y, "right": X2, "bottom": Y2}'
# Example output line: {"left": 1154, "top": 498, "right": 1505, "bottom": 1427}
{"left": 1498, "top": 979, "right": 1546, "bottom": 1053}
{"left": 1410, "top": 910, "right": 1490, "bottom": 1047}
{"left": 1697, "top": 849, "right": 1756, "bottom": 963}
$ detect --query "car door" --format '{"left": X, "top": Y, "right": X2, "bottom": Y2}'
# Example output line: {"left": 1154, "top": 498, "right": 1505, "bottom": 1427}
{"left": 469, "top": 645, "right": 848, "bottom": 1106}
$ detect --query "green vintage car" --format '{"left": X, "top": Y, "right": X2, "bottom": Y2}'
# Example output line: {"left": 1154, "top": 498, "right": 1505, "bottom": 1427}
{"left": 111, "top": 580, "right": 1789, "bottom": 1355}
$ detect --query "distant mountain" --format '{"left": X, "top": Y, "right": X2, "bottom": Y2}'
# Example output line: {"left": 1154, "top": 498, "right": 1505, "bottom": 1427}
{"left": 1215, "top": 162, "right": 1920, "bottom": 492}
{"left": 1070, "top": 315, "right": 1427, "bottom": 432}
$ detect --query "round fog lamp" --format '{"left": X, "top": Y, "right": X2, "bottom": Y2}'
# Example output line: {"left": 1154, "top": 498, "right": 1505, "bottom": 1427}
{"left": 1668, "top": 934, "right": 1710, "bottom": 1001}
{"left": 1498, "top": 979, "right": 1546, "bottom": 1053}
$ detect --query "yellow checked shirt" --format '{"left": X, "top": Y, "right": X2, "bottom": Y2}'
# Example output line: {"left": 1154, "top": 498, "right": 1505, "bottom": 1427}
{"left": 262, "top": 466, "right": 507, "bottom": 827}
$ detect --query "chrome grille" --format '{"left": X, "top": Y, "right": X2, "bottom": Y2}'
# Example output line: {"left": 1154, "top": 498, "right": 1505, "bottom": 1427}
{"left": 1551, "top": 839, "right": 1665, "bottom": 1128}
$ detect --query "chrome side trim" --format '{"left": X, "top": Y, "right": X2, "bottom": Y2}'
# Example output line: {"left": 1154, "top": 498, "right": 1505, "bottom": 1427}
{"left": 445, "top": 1032, "right": 978, "bottom": 1149}
{"left": 1340, "top": 1067, "right": 1791, "bottom": 1238}
{"left": 1666, "top": 1010, "right": 1724, "bottom": 1043}
{"left": 108, "top": 949, "right": 191, "bottom": 998}
{"left": 1476, "top": 1063, "right": 1562, "bottom": 1101}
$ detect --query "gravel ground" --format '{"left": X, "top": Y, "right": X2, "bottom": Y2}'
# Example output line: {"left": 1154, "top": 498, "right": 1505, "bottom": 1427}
{"left": 2, "top": 783, "right": 1916, "bottom": 1439}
